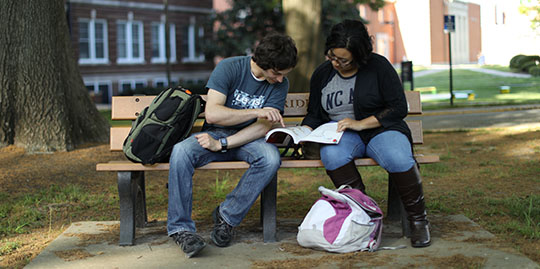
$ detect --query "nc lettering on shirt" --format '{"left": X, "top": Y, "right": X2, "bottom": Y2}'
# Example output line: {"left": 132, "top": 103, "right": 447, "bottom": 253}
{"left": 325, "top": 88, "right": 354, "bottom": 110}
{"left": 232, "top": 89, "right": 266, "bottom": 109}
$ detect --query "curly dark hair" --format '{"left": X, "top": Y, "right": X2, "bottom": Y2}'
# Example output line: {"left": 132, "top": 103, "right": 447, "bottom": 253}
{"left": 325, "top": 19, "right": 373, "bottom": 65}
{"left": 252, "top": 33, "right": 298, "bottom": 71}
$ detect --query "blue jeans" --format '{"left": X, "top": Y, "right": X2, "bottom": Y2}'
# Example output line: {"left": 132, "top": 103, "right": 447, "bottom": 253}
{"left": 320, "top": 130, "right": 415, "bottom": 173}
{"left": 167, "top": 128, "right": 281, "bottom": 236}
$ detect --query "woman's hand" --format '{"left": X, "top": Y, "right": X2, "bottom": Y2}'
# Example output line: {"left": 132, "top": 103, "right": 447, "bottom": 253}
{"left": 337, "top": 118, "right": 362, "bottom": 132}
{"left": 337, "top": 116, "right": 381, "bottom": 132}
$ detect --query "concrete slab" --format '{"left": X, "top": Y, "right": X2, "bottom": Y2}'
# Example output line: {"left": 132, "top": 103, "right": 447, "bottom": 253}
{"left": 26, "top": 215, "right": 539, "bottom": 269}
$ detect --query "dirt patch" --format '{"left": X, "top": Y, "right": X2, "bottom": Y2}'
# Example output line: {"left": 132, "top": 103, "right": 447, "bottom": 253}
{"left": 278, "top": 242, "right": 315, "bottom": 256}
{"left": 63, "top": 223, "right": 119, "bottom": 247}
{"left": 251, "top": 251, "right": 392, "bottom": 268}
{"left": 431, "top": 218, "right": 482, "bottom": 239}
{"left": 426, "top": 254, "right": 486, "bottom": 269}
{"left": 54, "top": 248, "right": 95, "bottom": 261}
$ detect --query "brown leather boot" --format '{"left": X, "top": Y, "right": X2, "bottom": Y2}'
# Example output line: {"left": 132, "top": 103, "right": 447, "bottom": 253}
{"left": 326, "top": 161, "right": 366, "bottom": 193}
{"left": 389, "top": 165, "right": 431, "bottom": 248}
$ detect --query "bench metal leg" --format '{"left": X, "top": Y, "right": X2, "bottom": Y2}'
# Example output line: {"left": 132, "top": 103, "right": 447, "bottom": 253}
{"left": 387, "top": 176, "right": 411, "bottom": 238}
{"left": 260, "top": 174, "right": 277, "bottom": 243}
{"left": 117, "top": 171, "right": 147, "bottom": 246}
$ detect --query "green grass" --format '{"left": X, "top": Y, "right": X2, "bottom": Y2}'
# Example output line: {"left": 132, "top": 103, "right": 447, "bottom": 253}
{"left": 414, "top": 68, "right": 540, "bottom": 107}
{"left": 0, "top": 240, "right": 21, "bottom": 256}
{"left": 99, "top": 110, "right": 131, "bottom": 126}
{"left": 481, "top": 195, "right": 540, "bottom": 239}
{"left": 479, "top": 65, "right": 512, "bottom": 72}
{"left": 0, "top": 185, "right": 116, "bottom": 236}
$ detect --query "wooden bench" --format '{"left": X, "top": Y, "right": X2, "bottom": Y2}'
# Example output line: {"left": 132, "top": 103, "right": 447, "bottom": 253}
{"left": 415, "top": 86, "right": 437, "bottom": 94}
{"left": 96, "top": 91, "right": 439, "bottom": 246}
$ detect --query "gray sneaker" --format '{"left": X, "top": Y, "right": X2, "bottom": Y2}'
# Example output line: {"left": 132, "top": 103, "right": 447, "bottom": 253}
{"left": 211, "top": 206, "right": 235, "bottom": 247}
{"left": 172, "top": 231, "right": 206, "bottom": 258}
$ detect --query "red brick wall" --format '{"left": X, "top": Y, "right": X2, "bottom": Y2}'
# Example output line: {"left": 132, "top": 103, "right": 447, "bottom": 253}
{"left": 468, "top": 3, "right": 481, "bottom": 63}
{"left": 68, "top": 0, "right": 213, "bottom": 76}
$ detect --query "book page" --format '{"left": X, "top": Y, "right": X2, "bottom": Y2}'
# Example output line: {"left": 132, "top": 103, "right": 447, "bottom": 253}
{"left": 300, "top": 122, "right": 343, "bottom": 144}
{"left": 265, "top": 125, "right": 312, "bottom": 144}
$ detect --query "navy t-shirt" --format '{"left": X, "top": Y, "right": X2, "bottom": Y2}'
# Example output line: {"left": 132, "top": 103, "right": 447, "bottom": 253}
{"left": 205, "top": 56, "right": 289, "bottom": 129}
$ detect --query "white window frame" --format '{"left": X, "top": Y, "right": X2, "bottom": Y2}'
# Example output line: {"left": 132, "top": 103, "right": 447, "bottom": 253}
{"left": 153, "top": 78, "right": 167, "bottom": 88}
{"left": 85, "top": 81, "right": 113, "bottom": 103}
{"left": 153, "top": 77, "right": 178, "bottom": 88}
{"left": 358, "top": 5, "right": 367, "bottom": 20}
{"left": 182, "top": 17, "right": 205, "bottom": 63}
{"left": 151, "top": 21, "right": 177, "bottom": 64}
{"left": 117, "top": 16, "right": 145, "bottom": 64}
{"left": 78, "top": 17, "right": 109, "bottom": 64}
{"left": 375, "top": 33, "right": 390, "bottom": 60}
{"left": 378, "top": 9, "right": 385, "bottom": 24}
{"left": 119, "top": 79, "right": 147, "bottom": 93}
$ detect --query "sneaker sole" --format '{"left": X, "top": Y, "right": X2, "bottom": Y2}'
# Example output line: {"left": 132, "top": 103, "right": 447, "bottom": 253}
{"left": 185, "top": 241, "right": 207, "bottom": 258}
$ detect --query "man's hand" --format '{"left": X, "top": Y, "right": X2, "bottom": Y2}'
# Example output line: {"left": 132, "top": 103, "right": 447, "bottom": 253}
{"left": 258, "top": 107, "right": 285, "bottom": 127}
{"left": 195, "top": 133, "right": 222, "bottom": 152}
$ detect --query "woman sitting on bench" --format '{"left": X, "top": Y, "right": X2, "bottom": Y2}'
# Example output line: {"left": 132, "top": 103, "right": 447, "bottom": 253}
{"left": 301, "top": 19, "right": 431, "bottom": 248}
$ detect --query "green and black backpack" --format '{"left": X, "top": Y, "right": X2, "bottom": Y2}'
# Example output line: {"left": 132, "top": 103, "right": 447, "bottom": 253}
{"left": 123, "top": 86, "right": 205, "bottom": 164}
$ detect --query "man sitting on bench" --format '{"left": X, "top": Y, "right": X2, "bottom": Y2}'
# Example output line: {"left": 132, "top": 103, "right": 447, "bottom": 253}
{"left": 167, "top": 33, "right": 298, "bottom": 258}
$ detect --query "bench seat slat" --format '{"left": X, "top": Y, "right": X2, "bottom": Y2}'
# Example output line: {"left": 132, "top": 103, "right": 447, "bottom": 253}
{"left": 96, "top": 155, "right": 439, "bottom": 172}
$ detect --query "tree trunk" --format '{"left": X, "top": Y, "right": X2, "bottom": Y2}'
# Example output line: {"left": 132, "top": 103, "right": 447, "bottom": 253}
{"left": 283, "top": 0, "right": 325, "bottom": 93}
{"left": 0, "top": 0, "right": 109, "bottom": 152}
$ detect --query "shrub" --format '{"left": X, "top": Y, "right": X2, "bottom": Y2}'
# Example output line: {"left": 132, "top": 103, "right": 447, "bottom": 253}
{"left": 521, "top": 56, "right": 540, "bottom": 72}
{"left": 529, "top": 65, "right": 540, "bottom": 77}
{"left": 510, "top": 54, "right": 527, "bottom": 70}
{"left": 509, "top": 54, "right": 540, "bottom": 73}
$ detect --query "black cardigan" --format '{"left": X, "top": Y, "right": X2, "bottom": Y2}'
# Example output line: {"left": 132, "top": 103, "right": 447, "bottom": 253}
{"left": 301, "top": 53, "right": 413, "bottom": 145}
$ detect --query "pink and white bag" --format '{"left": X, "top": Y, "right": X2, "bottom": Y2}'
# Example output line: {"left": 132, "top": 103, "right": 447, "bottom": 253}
{"left": 297, "top": 185, "right": 384, "bottom": 253}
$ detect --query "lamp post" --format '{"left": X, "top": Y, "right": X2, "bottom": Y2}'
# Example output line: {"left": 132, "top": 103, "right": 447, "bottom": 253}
{"left": 444, "top": 15, "right": 455, "bottom": 106}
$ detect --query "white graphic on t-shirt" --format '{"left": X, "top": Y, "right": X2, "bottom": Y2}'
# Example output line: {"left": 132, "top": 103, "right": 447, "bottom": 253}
{"left": 232, "top": 89, "right": 266, "bottom": 109}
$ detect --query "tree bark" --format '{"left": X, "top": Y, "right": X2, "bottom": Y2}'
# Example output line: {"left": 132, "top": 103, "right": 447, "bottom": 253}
{"left": 0, "top": 0, "right": 109, "bottom": 152}
{"left": 283, "top": 0, "right": 325, "bottom": 93}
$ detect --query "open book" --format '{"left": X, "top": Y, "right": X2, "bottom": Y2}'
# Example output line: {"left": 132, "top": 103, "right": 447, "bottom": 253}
{"left": 265, "top": 122, "right": 344, "bottom": 144}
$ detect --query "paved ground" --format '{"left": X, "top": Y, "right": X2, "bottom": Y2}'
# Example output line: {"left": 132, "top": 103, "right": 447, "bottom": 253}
{"left": 414, "top": 65, "right": 532, "bottom": 78}
{"left": 24, "top": 215, "right": 540, "bottom": 268}
{"left": 417, "top": 104, "right": 540, "bottom": 130}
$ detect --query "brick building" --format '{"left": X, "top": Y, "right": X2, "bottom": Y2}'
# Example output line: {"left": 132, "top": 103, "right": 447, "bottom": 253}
{"left": 66, "top": 0, "right": 214, "bottom": 104}
{"left": 358, "top": 0, "right": 482, "bottom": 66}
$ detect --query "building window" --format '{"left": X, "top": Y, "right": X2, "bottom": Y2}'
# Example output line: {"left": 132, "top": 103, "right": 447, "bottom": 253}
{"left": 117, "top": 15, "right": 144, "bottom": 64}
{"left": 378, "top": 9, "right": 385, "bottom": 24}
{"left": 358, "top": 5, "right": 367, "bottom": 19}
{"left": 120, "top": 80, "right": 147, "bottom": 93}
{"left": 375, "top": 33, "right": 390, "bottom": 60}
{"left": 151, "top": 21, "right": 177, "bottom": 63}
{"left": 85, "top": 81, "right": 112, "bottom": 104}
{"left": 78, "top": 18, "right": 108, "bottom": 64}
{"left": 153, "top": 78, "right": 178, "bottom": 88}
{"left": 181, "top": 17, "right": 205, "bottom": 63}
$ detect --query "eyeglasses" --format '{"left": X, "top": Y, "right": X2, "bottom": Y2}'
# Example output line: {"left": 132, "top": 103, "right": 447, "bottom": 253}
{"left": 326, "top": 50, "right": 353, "bottom": 66}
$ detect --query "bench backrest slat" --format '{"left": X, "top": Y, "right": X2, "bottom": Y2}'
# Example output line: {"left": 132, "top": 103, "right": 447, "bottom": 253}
{"left": 109, "top": 120, "right": 423, "bottom": 151}
{"left": 111, "top": 91, "right": 421, "bottom": 120}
